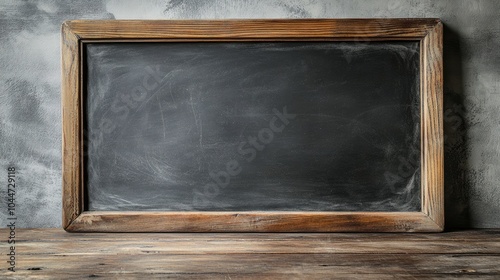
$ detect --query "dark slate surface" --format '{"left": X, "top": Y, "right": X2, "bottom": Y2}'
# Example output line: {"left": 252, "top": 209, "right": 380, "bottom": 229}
{"left": 84, "top": 41, "right": 420, "bottom": 211}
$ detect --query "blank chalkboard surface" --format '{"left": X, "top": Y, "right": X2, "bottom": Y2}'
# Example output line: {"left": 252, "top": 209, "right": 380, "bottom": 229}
{"left": 62, "top": 19, "right": 443, "bottom": 232}
{"left": 84, "top": 41, "right": 421, "bottom": 212}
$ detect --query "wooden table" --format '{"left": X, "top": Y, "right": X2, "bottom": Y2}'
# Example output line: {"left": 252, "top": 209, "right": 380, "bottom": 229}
{"left": 1, "top": 229, "right": 499, "bottom": 279}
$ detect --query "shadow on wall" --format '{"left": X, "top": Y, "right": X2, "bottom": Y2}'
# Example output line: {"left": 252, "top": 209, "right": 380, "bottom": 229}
{"left": 442, "top": 24, "right": 471, "bottom": 229}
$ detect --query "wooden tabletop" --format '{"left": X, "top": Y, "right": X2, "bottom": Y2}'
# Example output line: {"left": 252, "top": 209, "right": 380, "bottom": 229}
{"left": 1, "top": 229, "right": 499, "bottom": 279}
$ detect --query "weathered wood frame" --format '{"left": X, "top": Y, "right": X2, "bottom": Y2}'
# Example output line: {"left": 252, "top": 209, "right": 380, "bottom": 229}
{"left": 62, "top": 19, "right": 443, "bottom": 232}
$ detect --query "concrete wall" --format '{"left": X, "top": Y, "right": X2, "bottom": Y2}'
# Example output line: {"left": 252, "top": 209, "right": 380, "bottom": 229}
{"left": 1, "top": 0, "right": 498, "bottom": 228}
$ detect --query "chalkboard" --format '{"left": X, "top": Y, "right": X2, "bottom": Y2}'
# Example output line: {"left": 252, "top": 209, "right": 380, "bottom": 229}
{"left": 84, "top": 41, "right": 421, "bottom": 212}
{"left": 62, "top": 19, "right": 443, "bottom": 232}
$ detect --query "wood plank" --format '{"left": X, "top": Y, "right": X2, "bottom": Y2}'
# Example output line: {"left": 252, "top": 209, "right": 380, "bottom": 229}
{"left": 61, "top": 20, "right": 83, "bottom": 229}
{"left": 6, "top": 254, "right": 500, "bottom": 278}
{"left": 1, "top": 229, "right": 499, "bottom": 278}
{"left": 16, "top": 238, "right": 500, "bottom": 255}
{"left": 64, "top": 19, "right": 439, "bottom": 40}
{"left": 421, "top": 19, "right": 444, "bottom": 229}
{"left": 65, "top": 211, "right": 442, "bottom": 232}
{"left": 16, "top": 228, "right": 500, "bottom": 241}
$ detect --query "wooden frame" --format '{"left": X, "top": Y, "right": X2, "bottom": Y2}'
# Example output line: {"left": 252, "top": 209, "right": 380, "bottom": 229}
{"left": 62, "top": 19, "right": 443, "bottom": 232}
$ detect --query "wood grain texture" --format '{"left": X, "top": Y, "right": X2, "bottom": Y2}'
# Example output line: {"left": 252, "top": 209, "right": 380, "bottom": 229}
{"left": 421, "top": 21, "right": 444, "bottom": 230}
{"left": 65, "top": 212, "right": 441, "bottom": 232}
{"left": 63, "top": 19, "right": 439, "bottom": 40}
{"left": 61, "top": 19, "right": 444, "bottom": 232}
{"left": 1, "top": 229, "right": 499, "bottom": 278}
{"left": 61, "top": 22, "right": 83, "bottom": 229}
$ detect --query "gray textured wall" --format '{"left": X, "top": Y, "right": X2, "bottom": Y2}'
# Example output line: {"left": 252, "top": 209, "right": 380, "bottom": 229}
{"left": 0, "top": 0, "right": 498, "bottom": 228}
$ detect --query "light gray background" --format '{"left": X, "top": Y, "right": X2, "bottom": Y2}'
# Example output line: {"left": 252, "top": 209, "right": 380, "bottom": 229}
{"left": 0, "top": 0, "right": 498, "bottom": 228}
